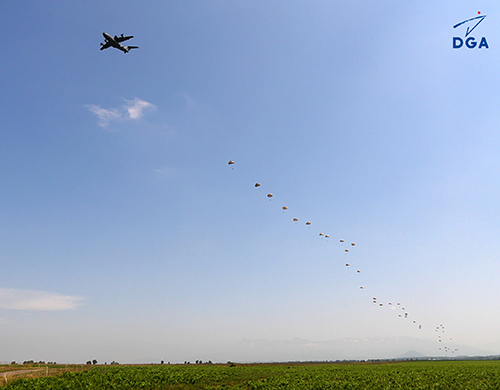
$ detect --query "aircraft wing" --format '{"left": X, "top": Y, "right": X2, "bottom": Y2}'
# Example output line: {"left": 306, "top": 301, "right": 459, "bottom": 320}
{"left": 100, "top": 41, "right": 112, "bottom": 50}
{"left": 101, "top": 41, "right": 111, "bottom": 50}
{"left": 114, "top": 35, "right": 133, "bottom": 42}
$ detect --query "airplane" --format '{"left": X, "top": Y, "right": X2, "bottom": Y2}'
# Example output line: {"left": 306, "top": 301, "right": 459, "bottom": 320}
{"left": 100, "top": 32, "right": 138, "bottom": 53}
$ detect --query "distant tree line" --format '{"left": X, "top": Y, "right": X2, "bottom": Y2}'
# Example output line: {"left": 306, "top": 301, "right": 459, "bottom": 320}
{"left": 85, "top": 359, "right": 120, "bottom": 365}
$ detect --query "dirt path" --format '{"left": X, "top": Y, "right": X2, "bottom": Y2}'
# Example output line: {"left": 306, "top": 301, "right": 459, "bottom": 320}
{"left": 2, "top": 369, "right": 43, "bottom": 382}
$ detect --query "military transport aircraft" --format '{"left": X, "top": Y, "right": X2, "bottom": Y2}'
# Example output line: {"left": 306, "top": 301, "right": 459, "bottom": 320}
{"left": 100, "top": 33, "right": 138, "bottom": 53}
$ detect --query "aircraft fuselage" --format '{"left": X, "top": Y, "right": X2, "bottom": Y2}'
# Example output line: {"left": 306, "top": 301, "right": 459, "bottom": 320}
{"left": 102, "top": 32, "right": 122, "bottom": 50}
{"left": 100, "top": 32, "right": 138, "bottom": 53}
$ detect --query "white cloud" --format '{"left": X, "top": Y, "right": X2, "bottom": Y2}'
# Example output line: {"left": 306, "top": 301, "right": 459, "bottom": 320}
{"left": 85, "top": 105, "right": 121, "bottom": 128}
{"left": 86, "top": 98, "right": 156, "bottom": 128}
{"left": 0, "top": 288, "right": 84, "bottom": 311}
{"left": 124, "top": 98, "right": 156, "bottom": 120}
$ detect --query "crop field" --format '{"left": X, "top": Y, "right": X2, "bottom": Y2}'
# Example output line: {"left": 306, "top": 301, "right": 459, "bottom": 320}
{"left": 3, "top": 360, "right": 500, "bottom": 389}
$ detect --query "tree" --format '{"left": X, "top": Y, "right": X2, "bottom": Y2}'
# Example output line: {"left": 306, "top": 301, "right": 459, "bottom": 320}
{"left": 92, "top": 359, "right": 98, "bottom": 365}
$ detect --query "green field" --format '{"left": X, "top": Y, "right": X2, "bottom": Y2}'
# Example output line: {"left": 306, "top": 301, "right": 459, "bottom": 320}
{"left": 4, "top": 361, "right": 500, "bottom": 389}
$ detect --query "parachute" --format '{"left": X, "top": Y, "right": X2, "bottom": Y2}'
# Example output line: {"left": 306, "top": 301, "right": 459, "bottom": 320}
{"left": 223, "top": 153, "right": 453, "bottom": 347}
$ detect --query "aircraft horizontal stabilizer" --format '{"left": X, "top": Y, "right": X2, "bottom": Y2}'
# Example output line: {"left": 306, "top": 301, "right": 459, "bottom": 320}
{"left": 123, "top": 46, "right": 139, "bottom": 53}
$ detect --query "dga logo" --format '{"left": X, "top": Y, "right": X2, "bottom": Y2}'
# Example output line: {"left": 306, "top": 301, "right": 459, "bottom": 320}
{"left": 453, "top": 12, "right": 488, "bottom": 49}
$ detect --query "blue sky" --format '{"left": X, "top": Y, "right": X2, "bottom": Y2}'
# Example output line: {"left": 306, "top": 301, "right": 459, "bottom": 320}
{"left": 1, "top": 1, "right": 500, "bottom": 363}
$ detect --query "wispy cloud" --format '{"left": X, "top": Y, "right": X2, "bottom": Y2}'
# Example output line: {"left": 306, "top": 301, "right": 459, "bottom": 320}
{"left": 0, "top": 288, "right": 84, "bottom": 311}
{"left": 124, "top": 98, "right": 156, "bottom": 119}
{"left": 86, "top": 98, "right": 156, "bottom": 128}
{"left": 154, "top": 165, "right": 180, "bottom": 178}
{"left": 86, "top": 105, "right": 121, "bottom": 128}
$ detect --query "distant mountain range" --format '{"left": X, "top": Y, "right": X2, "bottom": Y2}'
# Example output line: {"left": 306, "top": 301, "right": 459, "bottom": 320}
{"left": 235, "top": 336, "right": 495, "bottom": 362}
{"left": 397, "top": 350, "right": 427, "bottom": 358}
